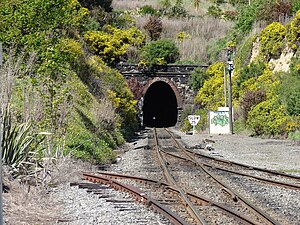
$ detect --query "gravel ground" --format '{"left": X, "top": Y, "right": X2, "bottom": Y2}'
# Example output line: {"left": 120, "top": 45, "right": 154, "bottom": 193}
{"left": 171, "top": 128, "right": 300, "bottom": 175}
{"left": 52, "top": 128, "right": 300, "bottom": 224}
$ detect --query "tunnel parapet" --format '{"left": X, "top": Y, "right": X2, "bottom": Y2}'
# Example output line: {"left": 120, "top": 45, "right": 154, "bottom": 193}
{"left": 117, "top": 64, "right": 208, "bottom": 127}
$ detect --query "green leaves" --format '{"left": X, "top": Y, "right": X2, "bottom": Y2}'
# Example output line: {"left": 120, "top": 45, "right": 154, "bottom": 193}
{"left": 1, "top": 108, "right": 45, "bottom": 175}
{"left": 194, "top": 62, "right": 225, "bottom": 110}
{"left": 0, "top": 0, "right": 88, "bottom": 48}
{"left": 141, "top": 39, "right": 179, "bottom": 67}
{"left": 84, "top": 25, "right": 145, "bottom": 65}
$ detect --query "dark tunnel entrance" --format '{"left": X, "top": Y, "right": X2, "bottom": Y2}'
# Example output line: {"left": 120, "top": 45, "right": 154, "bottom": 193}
{"left": 142, "top": 81, "right": 178, "bottom": 128}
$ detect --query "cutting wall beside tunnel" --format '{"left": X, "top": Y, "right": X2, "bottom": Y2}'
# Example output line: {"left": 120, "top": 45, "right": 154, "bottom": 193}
{"left": 142, "top": 79, "right": 181, "bottom": 128}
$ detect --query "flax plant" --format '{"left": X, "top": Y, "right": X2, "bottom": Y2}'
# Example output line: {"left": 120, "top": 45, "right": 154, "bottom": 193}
{"left": 0, "top": 48, "right": 38, "bottom": 177}
{"left": 1, "top": 108, "right": 44, "bottom": 176}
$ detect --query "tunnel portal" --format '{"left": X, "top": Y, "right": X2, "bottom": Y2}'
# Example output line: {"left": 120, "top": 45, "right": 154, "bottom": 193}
{"left": 142, "top": 81, "right": 178, "bottom": 128}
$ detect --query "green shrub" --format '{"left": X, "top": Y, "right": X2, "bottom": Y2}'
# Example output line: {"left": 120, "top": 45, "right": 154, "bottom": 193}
{"left": 247, "top": 98, "right": 288, "bottom": 136}
{"left": 237, "top": 61, "right": 266, "bottom": 86}
{"left": 159, "top": 0, "right": 187, "bottom": 18}
{"left": 195, "top": 108, "right": 209, "bottom": 132}
{"left": 233, "top": 0, "right": 264, "bottom": 39}
{"left": 207, "top": 5, "right": 222, "bottom": 18}
{"left": 289, "top": 49, "right": 300, "bottom": 77}
{"left": 140, "top": 5, "right": 159, "bottom": 16}
{"left": 234, "top": 35, "right": 256, "bottom": 71}
{"left": 288, "top": 130, "right": 300, "bottom": 140}
{"left": 141, "top": 39, "right": 180, "bottom": 67}
{"left": 278, "top": 74, "right": 300, "bottom": 116}
{"left": 189, "top": 67, "right": 210, "bottom": 91}
{"left": 66, "top": 127, "right": 115, "bottom": 164}
{"left": 292, "top": 1, "right": 300, "bottom": 13}
{"left": 233, "top": 118, "right": 249, "bottom": 134}
{"left": 167, "top": 5, "right": 187, "bottom": 18}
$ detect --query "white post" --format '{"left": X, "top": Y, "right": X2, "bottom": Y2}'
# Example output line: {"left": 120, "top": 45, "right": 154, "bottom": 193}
{"left": 0, "top": 42, "right": 3, "bottom": 225}
{"left": 223, "top": 65, "right": 227, "bottom": 107}
{"left": 0, "top": 43, "right": 2, "bottom": 66}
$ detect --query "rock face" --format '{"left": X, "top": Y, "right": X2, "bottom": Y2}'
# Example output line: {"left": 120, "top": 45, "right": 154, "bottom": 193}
{"left": 250, "top": 37, "right": 295, "bottom": 73}
{"left": 269, "top": 46, "right": 295, "bottom": 72}
{"left": 250, "top": 37, "right": 260, "bottom": 63}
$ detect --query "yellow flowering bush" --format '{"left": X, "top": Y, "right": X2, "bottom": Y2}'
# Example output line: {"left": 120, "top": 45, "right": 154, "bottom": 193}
{"left": 260, "top": 22, "right": 286, "bottom": 59}
{"left": 84, "top": 25, "right": 145, "bottom": 65}
{"left": 194, "top": 62, "right": 226, "bottom": 110}
{"left": 286, "top": 10, "right": 300, "bottom": 49}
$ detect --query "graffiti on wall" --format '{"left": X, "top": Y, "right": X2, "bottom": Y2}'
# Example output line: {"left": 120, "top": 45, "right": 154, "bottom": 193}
{"left": 211, "top": 113, "right": 229, "bottom": 127}
{"left": 209, "top": 109, "right": 230, "bottom": 134}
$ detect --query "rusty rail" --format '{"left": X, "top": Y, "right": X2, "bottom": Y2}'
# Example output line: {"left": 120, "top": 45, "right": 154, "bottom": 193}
{"left": 96, "top": 171, "right": 260, "bottom": 225}
{"left": 185, "top": 148, "right": 300, "bottom": 181}
{"left": 163, "top": 149, "right": 300, "bottom": 191}
{"left": 153, "top": 128, "right": 208, "bottom": 225}
{"left": 165, "top": 128, "right": 281, "bottom": 225}
{"left": 82, "top": 173, "right": 188, "bottom": 225}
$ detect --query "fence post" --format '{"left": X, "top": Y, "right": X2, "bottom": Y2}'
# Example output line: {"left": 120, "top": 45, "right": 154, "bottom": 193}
{"left": 0, "top": 42, "right": 4, "bottom": 225}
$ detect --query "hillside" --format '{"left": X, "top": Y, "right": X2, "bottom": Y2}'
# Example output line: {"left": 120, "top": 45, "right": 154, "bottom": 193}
{"left": 111, "top": 0, "right": 300, "bottom": 138}
{"left": 1, "top": 0, "right": 300, "bottom": 223}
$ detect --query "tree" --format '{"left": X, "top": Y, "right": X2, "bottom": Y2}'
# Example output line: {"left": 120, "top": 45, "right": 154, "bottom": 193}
{"left": 143, "top": 16, "right": 163, "bottom": 41}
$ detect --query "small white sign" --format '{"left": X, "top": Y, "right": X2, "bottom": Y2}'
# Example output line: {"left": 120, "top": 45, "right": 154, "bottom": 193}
{"left": 188, "top": 115, "right": 200, "bottom": 126}
{"left": 209, "top": 111, "right": 230, "bottom": 134}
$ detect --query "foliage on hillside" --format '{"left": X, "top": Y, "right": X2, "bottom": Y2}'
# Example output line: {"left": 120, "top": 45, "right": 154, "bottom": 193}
{"left": 193, "top": 8, "right": 300, "bottom": 137}
{"left": 140, "top": 39, "right": 180, "bottom": 67}
{"left": 194, "top": 62, "right": 227, "bottom": 111}
{"left": 2, "top": 0, "right": 300, "bottom": 177}
{"left": 84, "top": 25, "right": 146, "bottom": 65}
{"left": 110, "top": 0, "right": 300, "bottom": 138}
{"left": 0, "top": 0, "right": 143, "bottom": 171}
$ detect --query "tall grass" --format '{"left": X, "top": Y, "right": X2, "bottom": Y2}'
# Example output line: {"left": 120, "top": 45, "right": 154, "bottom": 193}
{"left": 112, "top": 0, "right": 233, "bottom": 16}
{"left": 136, "top": 16, "right": 233, "bottom": 63}
{"left": 112, "top": 0, "right": 159, "bottom": 11}
{"left": 112, "top": 0, "right": 234, "bottom": 63}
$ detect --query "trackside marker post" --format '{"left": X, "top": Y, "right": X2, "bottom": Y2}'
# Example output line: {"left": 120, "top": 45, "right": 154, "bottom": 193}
{"left": 188, "top": 115, "right": 200, "bottom": 135}
{"left": 0, "top": 42, "right": 3, "bottom": 225}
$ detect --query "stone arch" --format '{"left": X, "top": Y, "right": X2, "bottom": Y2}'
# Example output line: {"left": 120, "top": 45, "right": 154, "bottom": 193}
{"left": 142, "top": 77, "right": 183, "bottom": 108}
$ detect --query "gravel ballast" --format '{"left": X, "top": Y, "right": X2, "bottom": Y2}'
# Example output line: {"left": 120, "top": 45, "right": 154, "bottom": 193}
{"left": 53, "top": 128, "right": 300, "bottom": 224}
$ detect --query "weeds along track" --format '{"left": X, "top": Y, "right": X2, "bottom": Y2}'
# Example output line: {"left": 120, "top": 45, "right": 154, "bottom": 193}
{"left": 81, "top": 128, "right": 300, "bottom": 224}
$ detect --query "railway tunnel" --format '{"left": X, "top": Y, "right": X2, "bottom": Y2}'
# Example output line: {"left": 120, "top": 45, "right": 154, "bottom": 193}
{"left": 142, "top": 81, "right": 178, "bottom": 128}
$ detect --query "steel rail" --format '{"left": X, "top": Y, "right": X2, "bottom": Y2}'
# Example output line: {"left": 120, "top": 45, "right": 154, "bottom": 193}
{"left": 82, "top": 173, "right": 188, "bottom": 225}
{"left": 154, "top": 128, "right": 208, "bottom": 225}
{"left": 96, "top": 171, "right": 260, "bottom": 225}
{"left": 185, "top": 149, "right": 300, "bottom": 181}
{"left": 165, "top": 128, "right": 281, "bottom": 225}
{"left": 162, "top": 149, "right": 300, "bottom": 191}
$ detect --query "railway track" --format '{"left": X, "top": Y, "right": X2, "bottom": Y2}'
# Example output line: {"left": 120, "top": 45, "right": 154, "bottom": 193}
{"left": 161, "top": 128, "right": 300, "bottom": 224}
{"left": 80, "top": 128, "right": 300, "bottom": 224}
{"left": 166, "top": 129, "right": 300, "bottom": 190}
